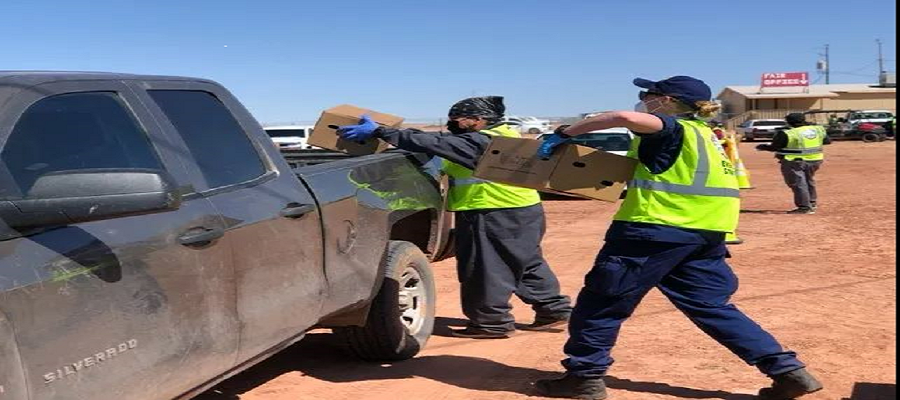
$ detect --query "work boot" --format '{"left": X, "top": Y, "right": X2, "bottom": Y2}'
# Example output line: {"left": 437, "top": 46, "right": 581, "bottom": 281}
{"left": 449, "top": 327, "right": 513, "bottom": 339}
{"left": 535, "top": 374, "right": 608, "bottom": 399}
{"left": 786, "top": 208, "right": 815, "bottom": 215}
{"left": 519, "top": 313, "right": 570, "bottom": 332}
{"left": 757, "top": 368, "right": 823, "bottom": 399}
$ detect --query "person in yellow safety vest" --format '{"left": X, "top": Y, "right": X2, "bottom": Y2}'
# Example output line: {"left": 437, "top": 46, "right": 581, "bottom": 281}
{"left": 728, "top": 132, "right": 754, "bottom": 189}
{"left": 337, "top": 96, "right": 572, "bottom": 339}
{"left": 756, "top": 113, "right": 832, "bottom": 214}
{"left": 716, "top": 125, "right": 753, "bottom": 189}
{"left": 706, "top": 121, "right": 745, "bottom": 244}
{"left": 533, "top": 76, "right": 822, "bottom": 400}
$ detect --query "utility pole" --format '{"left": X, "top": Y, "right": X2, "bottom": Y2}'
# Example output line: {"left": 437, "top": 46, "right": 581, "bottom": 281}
{"left": 818, "top": 44, "right": 831, "bottom": 84}
{"left": 877, "top": 39, "right": 885, "bottom": 74}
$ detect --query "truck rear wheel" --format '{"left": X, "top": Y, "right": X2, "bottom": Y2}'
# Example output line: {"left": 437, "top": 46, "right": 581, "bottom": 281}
{"left": 862, "top": 132, "right": 882, "bottom": 143}
{"left": 334, "top": 241, "right": 436, "bottom": 361}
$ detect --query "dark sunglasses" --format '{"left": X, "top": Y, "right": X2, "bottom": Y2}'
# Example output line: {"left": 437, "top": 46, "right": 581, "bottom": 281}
{"left": 638, "top": 91, "right": 666, "bottom": 101}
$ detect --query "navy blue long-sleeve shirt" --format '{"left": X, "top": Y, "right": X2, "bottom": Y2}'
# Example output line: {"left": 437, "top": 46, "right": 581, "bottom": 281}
{"left": 375, "top": 127, "right": 489, "bottom": 170}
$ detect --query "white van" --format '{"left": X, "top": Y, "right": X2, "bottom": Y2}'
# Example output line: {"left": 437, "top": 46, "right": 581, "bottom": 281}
{"left": 264, "top": 125, "right": 315, "bottom": 149}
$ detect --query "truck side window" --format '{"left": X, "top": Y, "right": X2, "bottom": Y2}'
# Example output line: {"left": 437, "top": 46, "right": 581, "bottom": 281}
{"left": 0, "top": 92, "right": 163, "bottom": 200}
{"left": 148, "top": 90, "right": 266, "bottom": 190}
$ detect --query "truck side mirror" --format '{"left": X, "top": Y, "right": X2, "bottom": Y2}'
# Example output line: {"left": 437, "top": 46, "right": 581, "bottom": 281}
{"left": 0, "top": 169, "right": 181, "bottom": 229}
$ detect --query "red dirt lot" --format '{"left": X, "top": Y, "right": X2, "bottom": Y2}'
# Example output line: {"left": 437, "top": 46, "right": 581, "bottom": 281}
{"left": 196, "top": 141, "right": 896, "bottom": 400}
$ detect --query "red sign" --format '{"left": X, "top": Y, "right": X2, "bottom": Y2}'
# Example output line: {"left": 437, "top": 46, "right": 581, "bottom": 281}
{"left": 761, "top": 72, "right": 810, "bottom": 88}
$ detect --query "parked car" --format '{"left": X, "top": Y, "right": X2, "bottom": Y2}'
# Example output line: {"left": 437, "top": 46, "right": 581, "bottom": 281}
{"left": 502, "top": 116, "right": 551, "bottom": 135}
{"left": 0, "top": 71, "right": 453, "bottom": 400}
{"left": 737, "top": 119, "right": 787, "bottom": 141}
{"left": 264, "top": 124, "right": 315, "bottom": 149}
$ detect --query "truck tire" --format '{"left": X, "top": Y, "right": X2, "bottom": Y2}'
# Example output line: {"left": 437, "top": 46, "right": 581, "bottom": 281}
{"left": 334, "top": 241, "right": 436, "bottom": 361}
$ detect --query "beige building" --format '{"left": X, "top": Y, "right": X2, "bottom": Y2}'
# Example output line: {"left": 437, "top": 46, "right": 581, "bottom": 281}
{"left": 717, "top": 83, "right": 896, "bottom": 127}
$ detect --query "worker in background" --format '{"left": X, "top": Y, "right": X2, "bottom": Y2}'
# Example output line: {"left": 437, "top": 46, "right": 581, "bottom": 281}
{"left": 707, "top": 120, "right": 746, "bottom": 244}
{"left": 708, "top": 120, "right": 726, "bottom": 140}
{"left": 756, "top": 113, "right": 831, "bottom": 214}
{"left": 337, "top": 96, "right": 572, "bottom": 339}
{"left": 533, "top": 76, "right": 822, "bottom": 400}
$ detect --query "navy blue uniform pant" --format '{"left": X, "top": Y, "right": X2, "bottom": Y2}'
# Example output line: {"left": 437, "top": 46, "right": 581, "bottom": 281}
{"left": 455, "top": 204, "right": 572, "bottom": 332}
{"left": 563, "top": 239, "right": 805, "bottom": 378}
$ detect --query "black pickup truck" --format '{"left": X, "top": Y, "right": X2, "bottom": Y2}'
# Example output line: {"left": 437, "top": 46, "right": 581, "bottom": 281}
{"left": 0, "top": 72, "right": 452, "bottom": 400}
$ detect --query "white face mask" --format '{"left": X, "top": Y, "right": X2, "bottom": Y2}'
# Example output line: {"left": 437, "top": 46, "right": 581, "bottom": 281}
{"left": 640, "top": 97, "right": 676, "bottom": 115}
{"left": 634, "top": 101, "right": 648, "bottom": 113}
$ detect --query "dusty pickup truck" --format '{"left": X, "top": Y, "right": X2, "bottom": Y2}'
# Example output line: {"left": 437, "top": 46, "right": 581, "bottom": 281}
{"left": 0, "top": 72, "right": 452, "bottom": 400}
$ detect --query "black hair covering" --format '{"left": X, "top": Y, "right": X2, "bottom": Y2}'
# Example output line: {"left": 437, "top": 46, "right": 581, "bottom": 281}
{"left": 785, "top": 113, "right": 807, "bottom": 126}
{"left": 447, "top": 96, "right": 505, "bottom": 120}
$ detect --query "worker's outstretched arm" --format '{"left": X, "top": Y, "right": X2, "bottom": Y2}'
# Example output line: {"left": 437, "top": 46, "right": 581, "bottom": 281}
{"left": 563, "top": 111, "right": 665, "bottom": 136}
{"left": 376, "top": 127, "right": 489, "bottom": 170}
{"left": 337, "top": 115, "right": 489, "bottom": 169}
{"left": 756, "top": 131, "right": 789, "bottom": 152}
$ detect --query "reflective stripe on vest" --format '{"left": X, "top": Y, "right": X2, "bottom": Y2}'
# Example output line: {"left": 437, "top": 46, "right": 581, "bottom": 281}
{"left": 776, "top": 147, "right": 823, "bottom": 155}
{"left": 629, "top": 126, "right": 741, "bottom": 198}
{"left": 449, "top": 176, "right": 489, "bottom": 186}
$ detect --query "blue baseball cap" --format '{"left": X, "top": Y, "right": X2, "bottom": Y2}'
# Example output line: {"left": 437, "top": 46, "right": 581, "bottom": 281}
{"left": 634, "top": 76, "right": 712, "bottom": 109}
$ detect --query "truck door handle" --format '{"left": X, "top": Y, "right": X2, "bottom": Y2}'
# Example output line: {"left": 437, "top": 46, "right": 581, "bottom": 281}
{"left": 178, "top": 228, "right": 225, "bottom": 247}
{"left": 280, "top": 203, "right": 316, "bottom": 219}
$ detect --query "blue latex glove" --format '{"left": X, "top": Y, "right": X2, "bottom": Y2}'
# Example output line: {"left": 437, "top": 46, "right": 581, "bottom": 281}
{"left": 537, "top": 133, "right": 571, "bottom": 159}
{"left": 337, "top": 114, "right": 379, "bottom": 142}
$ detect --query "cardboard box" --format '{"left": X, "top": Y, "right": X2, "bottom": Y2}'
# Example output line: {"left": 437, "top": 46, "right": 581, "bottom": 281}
{"left": 473, "top": 136, "right": 638, "bottom": 202}
{"left": 307, "top": 104, "right": 404, "bottom": 155}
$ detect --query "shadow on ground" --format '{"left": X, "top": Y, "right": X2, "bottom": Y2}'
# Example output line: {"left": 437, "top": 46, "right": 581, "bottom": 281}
{"left": 194, "top": 330, "right": 756, "bottom": 400}
{"left": 431, "top": 316, "right": 467, "bottom": 337}
{"left": 740, "top": 209, "right": 786, "bottom": 214}
{"left": 842, "top": 382, "right": 896, "bottom": 400}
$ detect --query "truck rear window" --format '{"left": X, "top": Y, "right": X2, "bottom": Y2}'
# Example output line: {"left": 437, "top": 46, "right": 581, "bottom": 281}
{"left": 148, "top": 90, "right": 267, "bottom": 190}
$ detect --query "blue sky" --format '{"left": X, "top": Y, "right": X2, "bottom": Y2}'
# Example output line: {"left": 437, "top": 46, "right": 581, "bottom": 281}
{"left": 2, "top": 0, "right": 896, "bottom": 124}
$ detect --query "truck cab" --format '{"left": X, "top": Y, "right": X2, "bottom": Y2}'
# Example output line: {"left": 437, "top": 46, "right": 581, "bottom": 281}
{"left": 0, "top": 71, "right": 448, "bottom": 400}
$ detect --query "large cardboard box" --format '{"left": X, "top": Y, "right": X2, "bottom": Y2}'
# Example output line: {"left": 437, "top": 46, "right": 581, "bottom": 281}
{"left": 473, "top": 136, "right": 638, "bottom": 202}
{"left": 308, "top": 104, "right": 404, "bottom": 155}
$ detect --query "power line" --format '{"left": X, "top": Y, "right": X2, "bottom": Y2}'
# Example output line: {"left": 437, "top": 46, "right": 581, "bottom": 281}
{"left": 833, "top": 72, "right": 872, "bottom": 78}
{"left": 834, "top": 60, "right": 879, "bottom": 74}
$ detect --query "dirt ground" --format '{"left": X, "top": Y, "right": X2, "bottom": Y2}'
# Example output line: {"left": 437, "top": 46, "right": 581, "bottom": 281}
{"left": 196, "top": 141, "right": 896, "bottom": 400}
